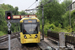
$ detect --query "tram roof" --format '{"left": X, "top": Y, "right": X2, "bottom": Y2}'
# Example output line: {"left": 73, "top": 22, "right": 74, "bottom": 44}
{"left": 20, "top": 17, "right": 40, "bottom": 23}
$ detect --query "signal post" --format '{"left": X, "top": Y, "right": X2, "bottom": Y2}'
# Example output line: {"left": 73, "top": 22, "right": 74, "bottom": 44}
{"left": 7, "top": 21, "right": 11, "bottom": 50}
{"left": 5, "top": 11, "right": 12, "bottom": 50}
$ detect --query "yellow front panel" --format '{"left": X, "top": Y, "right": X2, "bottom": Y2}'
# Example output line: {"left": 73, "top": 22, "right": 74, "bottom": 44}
{"left": 20, "top": 32, "right": 40, "bottom": 44}
{"left": 21, "top": 38, "right": 39, "bottom": 43}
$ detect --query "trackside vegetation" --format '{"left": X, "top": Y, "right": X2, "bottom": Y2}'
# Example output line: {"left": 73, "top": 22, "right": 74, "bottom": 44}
{"left": 0, "top": 0, "right": 75, "bottom": 36}
{"left": 37, "top": 0, "right": 75, "bottom": 35}
{"left": 0, "top": 3, "right": 26, "bottom": 36}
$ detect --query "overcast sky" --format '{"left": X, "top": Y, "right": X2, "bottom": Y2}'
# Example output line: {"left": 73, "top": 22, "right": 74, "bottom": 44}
{"left": 0, "top": 0, "right": 75, "bottom": 11}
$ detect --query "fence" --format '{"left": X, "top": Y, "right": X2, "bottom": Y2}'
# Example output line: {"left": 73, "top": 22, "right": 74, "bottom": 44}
{"left": 47, "top": 30, "right": 75, "bottom": 48}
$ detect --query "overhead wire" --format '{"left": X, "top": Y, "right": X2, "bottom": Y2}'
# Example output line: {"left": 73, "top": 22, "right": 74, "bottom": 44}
{"left": 27, "top": 1, "right": 37, "bottom": 9}
{"left": 25, "top": 1, "right": 38, "bottom": 14}
{"left": 25, "top": 0, "right": 55, "bottom": 12}
{"left": 36, "top": 0, "right": 53, "bottom": 8}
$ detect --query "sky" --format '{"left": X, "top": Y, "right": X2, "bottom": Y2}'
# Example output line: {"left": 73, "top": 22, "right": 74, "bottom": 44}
{"left": 0, "top": 0, "right": 75, "bottom": 11}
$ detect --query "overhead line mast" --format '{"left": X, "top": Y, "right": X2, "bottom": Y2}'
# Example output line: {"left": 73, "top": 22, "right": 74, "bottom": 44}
{"left": 36, "top": 0, "right": 53, "bottom": 40}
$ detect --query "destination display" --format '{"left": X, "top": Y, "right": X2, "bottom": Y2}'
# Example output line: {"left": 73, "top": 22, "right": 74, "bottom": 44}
{"left": 23, "top": 20, "right": 37, "bottom": 23}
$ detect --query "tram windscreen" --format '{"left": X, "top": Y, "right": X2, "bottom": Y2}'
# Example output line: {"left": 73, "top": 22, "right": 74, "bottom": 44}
{"left": 23, "top": 24, "right": 38, "bottom": 34}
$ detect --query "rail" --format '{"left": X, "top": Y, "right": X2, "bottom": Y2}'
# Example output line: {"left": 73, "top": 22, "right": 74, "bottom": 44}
{"left": 0, "top": 32, "right": 20, "bottom": 43}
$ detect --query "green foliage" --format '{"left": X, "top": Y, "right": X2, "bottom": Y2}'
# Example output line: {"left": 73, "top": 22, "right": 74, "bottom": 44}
{"left": 62, "top": 0, "right": 72, "bottom": 8}
{"left": 0, "top": 4, "right": 27, "bottom": 36}
{"left": 62, "top": 10, "right": 75, "bottom": 32}
{"left": 37, "top": 0, "right": 73, "bottom": 35}
{"left": 37, "top": 0, "right": 69, "bottom": 27}
{"left": 19, "top": 10, "right": 26, "bottom": 15}
{"left": 0, "top": 31, "right": 6, "bottom": 36}
{"left": 65, "top": 26, "right": 72, "bottom": 32}
{"left": 62, "top": 11, "right": 69, "bottom": 28}
{"left": 0, "top": 0, "right": 73, "bottom": 36}
{"left": 70, "top": 10, "right": 75, "bottom": 31}
{"left": 44, "top": 23, "right": 56, "bottom": 35}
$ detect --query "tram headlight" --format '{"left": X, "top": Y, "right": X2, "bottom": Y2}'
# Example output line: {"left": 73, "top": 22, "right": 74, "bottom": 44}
{"left": 24, "top": 35, "right": 27, "bottom": 39}
{"left": 35, "top": 35, "right": 38, "bottom": 38}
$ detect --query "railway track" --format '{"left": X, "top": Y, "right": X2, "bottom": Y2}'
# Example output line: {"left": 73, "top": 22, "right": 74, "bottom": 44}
{"left": 0, "top": 31, "right": 59, "bottom": 50}
{"left": 22, "top": 43, "right": 42, "bottom": 50}
{"left": 0, "top": 32, "right": 43, "bottom": 50}
{"left": 0, "top": 32, "right": 20, "bottom": 43}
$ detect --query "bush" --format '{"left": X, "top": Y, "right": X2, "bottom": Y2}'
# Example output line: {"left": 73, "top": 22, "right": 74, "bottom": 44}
{"left": 65, "top": 26, "right": 72, "bottom": 32}
{"left": 44, "top": 23, "right": 56, "bottom": 35}
{"left": 0, "top": 31, "right": 6, "bottom": 36}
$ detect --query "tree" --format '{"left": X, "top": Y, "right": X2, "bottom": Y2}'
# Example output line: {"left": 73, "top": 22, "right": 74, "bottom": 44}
{"left": 61, "top": 0, "right": 72, "bottom": 9}
{"left": 37, "top": 0, "right": 65, "bottom": 26}
{"left": 14, "top": 7, "right": 18, "bottom": 15}
{"left": 36, "top": 0, "right": 73, "bottom": 33}
{"left": 19, "top": 11, "right": 26, "bottom": 15}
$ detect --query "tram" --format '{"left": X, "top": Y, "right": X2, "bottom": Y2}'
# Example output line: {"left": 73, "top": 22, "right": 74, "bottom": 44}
{"left": 20, "top": 15, "right": 40, "bottom": 44}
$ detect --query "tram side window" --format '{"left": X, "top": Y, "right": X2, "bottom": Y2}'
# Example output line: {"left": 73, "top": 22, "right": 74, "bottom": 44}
{"left": 38, "top": 23, "right": 40, "bottom": 32}
{"left": 20, "top": 23, "right": 22, "bottom": 32}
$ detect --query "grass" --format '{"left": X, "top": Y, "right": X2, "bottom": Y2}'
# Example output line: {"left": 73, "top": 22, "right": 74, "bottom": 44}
{"left": 0, "top": 31, "right": 6, "bottom": 36}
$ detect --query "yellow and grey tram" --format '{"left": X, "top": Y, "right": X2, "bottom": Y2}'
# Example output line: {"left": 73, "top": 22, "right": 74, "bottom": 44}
{"left": 20, "top": 16, "right": 40, "bottom": 44}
